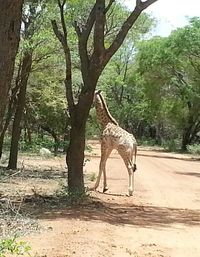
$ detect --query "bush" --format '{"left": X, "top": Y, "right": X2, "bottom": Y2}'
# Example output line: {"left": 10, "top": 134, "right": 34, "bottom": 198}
{"left": 187, "top": 144, "right": 200, "bottom": 155}
{"left": 56, "top": 183, "right": 90, "bottom": 205}
{"left": 20, "top": 136, "right": 54, "bottom": 153}
{"left": 162, "top": 139, "right": 180, "bottom": 152}
{"left": 0, "top": 236, "right": 31, "bottom": 257}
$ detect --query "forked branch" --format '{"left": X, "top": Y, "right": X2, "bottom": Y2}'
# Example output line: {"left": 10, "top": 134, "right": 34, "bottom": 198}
{"left": 104, "top": 0, "right": 158, "bottom": 65}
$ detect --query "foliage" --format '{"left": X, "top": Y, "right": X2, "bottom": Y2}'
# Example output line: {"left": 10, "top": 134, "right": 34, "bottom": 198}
{"left": 187, "top": 144, "right": 200, "bottom": 155}
{"left": 0, "top": 236, "right": 31, "bottom": 257}
{"left": 56, "top": 183, "right": 90, "bottom": 205}
{"left": 131, "top": 17, "right": 200, "bottom": 149}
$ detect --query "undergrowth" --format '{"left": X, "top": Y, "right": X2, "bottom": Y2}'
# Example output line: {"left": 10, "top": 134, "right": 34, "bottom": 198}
{"left": 0, "top": 236, "right": 31, "bottom": 257}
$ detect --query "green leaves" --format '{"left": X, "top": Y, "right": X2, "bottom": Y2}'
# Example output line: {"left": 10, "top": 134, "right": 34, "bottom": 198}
{"left": 0, "top": 237, "right": 31, "bottom": 257}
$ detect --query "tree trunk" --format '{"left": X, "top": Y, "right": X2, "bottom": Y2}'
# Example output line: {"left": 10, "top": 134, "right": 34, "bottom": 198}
{"left": 181, "top": 126, "right": 193, "bottom": 151}
{"left": 0, "top": 89, "right": 18, "bottom": 159}
{"left": 66, "top": 124, "right": 85, "bottom": 193}
{"left": 0, "top": 0, "right": 23, "bottom": 132}
{"left": 181, "top": 132, "right": 190, "bottom": 151}
{"left": 181, "top": 112, "right": 197, "bottom": 151}
{"left": 66, "top": 91, "right": 94, "bottom": 193}
{"left": 8, "top": 52, "right": 32, "bottom": 169}
{"left": 0, "top": 112, "right": 13, "bottom": 159}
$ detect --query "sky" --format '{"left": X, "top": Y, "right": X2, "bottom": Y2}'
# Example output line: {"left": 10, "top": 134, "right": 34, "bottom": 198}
{"left": 124, "top": 0, "right": 200, "bottom": 36}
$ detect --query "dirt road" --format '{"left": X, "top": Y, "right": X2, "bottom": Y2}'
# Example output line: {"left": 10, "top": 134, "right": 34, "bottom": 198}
{"left": 20, "top": 142, "right": 200, "bottom": 257}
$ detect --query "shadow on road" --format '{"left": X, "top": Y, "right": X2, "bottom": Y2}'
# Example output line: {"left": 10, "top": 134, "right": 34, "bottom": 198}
{"left": 21, "top": 194, "right": 200, "bottom": 229}
{"left": 175, "top": 171, "right": 200, "bottom": 178}
{"left": 137, "top": 153, "right": 200, "bottom": 162}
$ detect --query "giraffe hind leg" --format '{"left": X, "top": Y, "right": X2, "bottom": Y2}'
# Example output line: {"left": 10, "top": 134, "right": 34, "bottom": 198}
{"left": 118, "top": 148, "right": 134, "bottom": 196}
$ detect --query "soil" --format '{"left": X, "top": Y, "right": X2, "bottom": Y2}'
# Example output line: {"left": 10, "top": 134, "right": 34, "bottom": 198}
{"left": 1, "top": 141, "right": 200, "bottom": 257}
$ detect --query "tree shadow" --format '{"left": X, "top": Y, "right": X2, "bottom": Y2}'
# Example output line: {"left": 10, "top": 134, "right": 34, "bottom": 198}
{"left": 0, "top": 164, "right": 66, "bottom": 181}
{"left": 175, "top": 171, "right": 200, "bottom": 178}
{"left": 20, "top": 194, "right": 200, "bottom": 229}
{"left": 137, "top": 153, "right": 200, "bottom": 162}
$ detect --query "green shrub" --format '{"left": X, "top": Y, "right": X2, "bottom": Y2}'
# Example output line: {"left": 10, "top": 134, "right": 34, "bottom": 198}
{"left": 56, "top": 183, "right": 90, "bottom": 205}
{"left": 187, "top": 144, "right": 200, "bottom": 155}
{"left": 0, "top": 236, "right": 31, "bottom": 257}
{"left": 162, "top": 139, "right": 180, "bottom": 152}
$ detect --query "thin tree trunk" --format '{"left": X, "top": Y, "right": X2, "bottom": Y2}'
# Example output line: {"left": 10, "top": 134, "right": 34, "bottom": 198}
{"left": 181, "top": 131, "right": 190, "bottom": 151}
{"left": 0, "top": 85, "right": 19, "bottom": 158}
{"left": 0, "top": 111, "right": 13, "bottom": 159}
{"left": 0, "top": 0, "right": 23, "bottom": 132}
{"left": 8, "top": 52, "right": 32, "bottom": 169}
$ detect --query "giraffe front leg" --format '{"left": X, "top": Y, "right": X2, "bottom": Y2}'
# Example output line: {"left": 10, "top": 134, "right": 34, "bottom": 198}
{"left": 91, "top": 141, "right": 112, "bottom": 193}
{"left": 102, "top": 148, "right": 112, "bottom": 193}
{"left": 103, "top": 167, "right": 108, "bottom": 193}
{"left": 127, "top": 169, "right": 134, "bottom": 196}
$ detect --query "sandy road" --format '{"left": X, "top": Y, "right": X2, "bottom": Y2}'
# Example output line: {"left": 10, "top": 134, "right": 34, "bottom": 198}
{"left": 20, "top": 143, "right": 200, "bottom": 257}
{"left": 84, "top": 143, "right": 200, "bottom": 257}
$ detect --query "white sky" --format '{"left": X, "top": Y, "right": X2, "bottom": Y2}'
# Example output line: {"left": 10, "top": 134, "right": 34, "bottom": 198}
{"left": 123, "top": 0, "right": 200, "bottom": 36}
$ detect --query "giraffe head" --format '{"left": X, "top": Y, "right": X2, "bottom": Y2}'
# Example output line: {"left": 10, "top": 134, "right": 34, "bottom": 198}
{"left": 93, "top": 90, "right": 103, "bottom": 110}
{"left": 93, "top": 90, "right": 102, "bottom": 105}
{"left": 93, "top": 90, "right": 118, "bottom": 127}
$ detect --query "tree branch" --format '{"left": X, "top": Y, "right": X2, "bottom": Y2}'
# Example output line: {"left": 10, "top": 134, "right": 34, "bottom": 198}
{"left": 103, "top": 0, "right": 158, "bottom": 66}
{"left": 51, "top": 2, "right": 75, "bottom": 119}
{"left": 58, "top": 0, "right": 67, "bottom": 39}
{"left": 93, "top": 0, "right": 105, "bottom": 57}
{"left": 136, "top": 0, "right": 158, "bottom": 10}
{"left": 82, "top": 2, "right": 97, "bottom": 43}
{"left": 105, "top": 0, "right": 115, "bottom": 13}
{"left": 73, "top": 2, "right": 99, "bottom": 87}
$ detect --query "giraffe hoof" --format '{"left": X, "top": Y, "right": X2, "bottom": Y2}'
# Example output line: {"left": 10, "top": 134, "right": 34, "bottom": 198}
{"left": 126, "top": 191, "right": 133, "bottom": 197}
{"left": 103, "top": 187, "right": 109, "bottom": 193}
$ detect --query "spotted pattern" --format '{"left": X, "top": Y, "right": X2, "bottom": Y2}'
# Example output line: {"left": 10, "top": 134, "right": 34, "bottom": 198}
{"left": 93, "top": 92, "right": 137, "bottom": 196}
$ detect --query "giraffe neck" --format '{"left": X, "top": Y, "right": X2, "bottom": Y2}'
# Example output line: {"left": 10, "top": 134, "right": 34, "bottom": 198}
{"left": 95, "top": 93, "right": 118, "bottom": 128}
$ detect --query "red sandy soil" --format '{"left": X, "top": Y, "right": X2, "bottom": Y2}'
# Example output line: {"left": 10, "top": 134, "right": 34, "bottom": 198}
{"left": 5, "top": 141, "right": 200, "bottom": 257}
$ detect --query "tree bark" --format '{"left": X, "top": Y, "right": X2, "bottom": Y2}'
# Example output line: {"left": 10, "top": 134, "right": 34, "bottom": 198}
{"left": 0, "top": 107, "right": 14, "bottom": 159}
{"left": 0, "top": 0, "right": 23, "bottom": 133}
{"left": 66, "top": 122, "right": 85, "bottom": 193}
{"left": 0, "top": 79, "right": 20, "bottom": 159}
{"left": 8, "top": 52, "right": 32, "bottom": 169}
{"left": 66, "top": 91, "right": 94, "bottom": 193}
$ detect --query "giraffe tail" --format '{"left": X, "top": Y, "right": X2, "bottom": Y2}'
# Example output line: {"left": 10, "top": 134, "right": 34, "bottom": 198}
{"left": 133, "top": 143, "right": 137, "bottom": 172}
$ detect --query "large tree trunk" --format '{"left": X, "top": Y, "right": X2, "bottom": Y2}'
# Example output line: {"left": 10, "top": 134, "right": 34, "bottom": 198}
{"left": 66, "top": 125, "right": 85, "bottom": 193}
{"left": 181, "top": 128, "right": 191, "bottom": 151}
{"left": 0, "top": 0, "right": 23, "bottom": 133}
{"left": 66, "top": 92, "right": 94, "bottom": 193}
{"left": 8, "top": 52, "right": 32, "bottom": 169}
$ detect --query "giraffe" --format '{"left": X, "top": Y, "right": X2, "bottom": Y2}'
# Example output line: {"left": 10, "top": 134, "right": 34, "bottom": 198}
{"left": 92, "top": 90, "right": 137, "bottom": 196}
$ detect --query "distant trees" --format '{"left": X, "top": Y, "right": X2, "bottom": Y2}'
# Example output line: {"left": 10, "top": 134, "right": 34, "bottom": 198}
{"left": 8, "top": 1, "right": 46, "bottom": 169}
{"left": 104, "top": 17, "right": 200, "bottom": 151}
